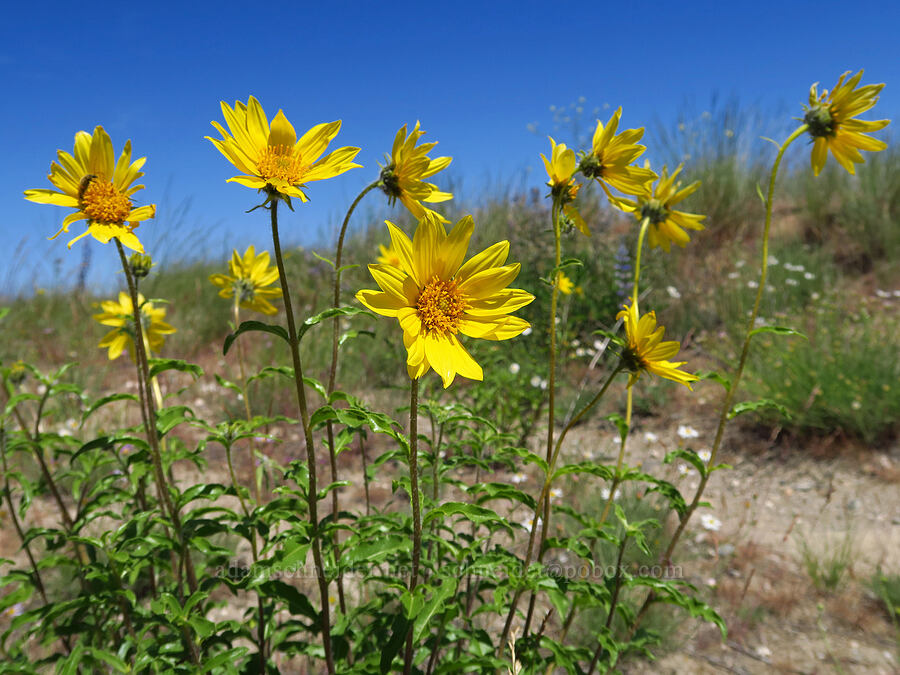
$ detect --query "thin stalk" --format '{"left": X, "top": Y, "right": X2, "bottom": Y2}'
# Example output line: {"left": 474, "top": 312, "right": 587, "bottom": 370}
{"left": 403, "top": 378, "right": 421, "bottom": 675}
{"left": 586, "top": 535, "right": 628, "bottom": 674}
{"left": 267, "top": 200, "right": 334, "bottom": 675}
{"left": 325, "top": 180, "right": 379, "bottom": 613}
{"left": 232, "top": 301, "right": 262, "bottom": 505}
{"left": 115, "top": 239, "right": 198, "bottom": 599}
{"left": 225, "top": 441, "right": 267, "bottom": 671}
{"left": 0, "top": 425, "right": 72, "bottom": 655}
{"left": 4, "top": 388, "right": 73, "bottom": 530}
{"left": 598, "top": 387, "right": 632, "bottom": 526}
{"left": 498, "top": 365, "right": 623, "bottom": 656}
{"left": 616, "top": 124, "right": 809, "bottom": 661}
{"left": 360, "top": 433, "right": 371, "bottom": 517}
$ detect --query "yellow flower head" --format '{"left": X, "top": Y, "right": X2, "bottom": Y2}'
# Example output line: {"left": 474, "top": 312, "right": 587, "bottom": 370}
{"left": 541, "top": 137, "right": 589, "bottom": 236}
{"left": 556, "top": 271, "right": 574, "bottom": 295}
{"left": 206, "top": 96, "right": 361, "bottom": 202}
{"left": 94, "top": 292, "right": 175, "bottom": 361}
{"left": 356, "top": 213, "right": 535, "bottom": 388}
{"left": 617, "top": 299, "right": 697, "bottom": 389}
{"left": 380, "top": 121, "right": 453, "bottom": 221}
{"left": 377, "top": 243, "right": 402, "bottom": 268}
{"left": 616, "top": 164, "right": 705, "bottom": 252}
{"left": 209, "top": 245, "right": 281, "bottom": 315}
{"left": 804, "top": 70, "right": 890, "bottom": 176}
{"left": 579, "top": 108, "right": 657, "bottom": 198}
{"left": 24, "top": 126, "right": 155, "bottom": 253}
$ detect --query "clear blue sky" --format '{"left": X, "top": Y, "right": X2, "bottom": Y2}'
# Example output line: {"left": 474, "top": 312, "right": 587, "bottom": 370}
{"left": 2, "top": 0, "right": 897, "bottom": 294}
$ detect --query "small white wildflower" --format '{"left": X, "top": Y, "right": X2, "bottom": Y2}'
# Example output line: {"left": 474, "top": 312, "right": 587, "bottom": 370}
{"left": 785, "top": 278, "right": 798, "bottom": 286}
{"left": 644, "top": 431, "right": 659, "bottom": 443}
{"left": 677, "top": 424, "right": 699, "bottom": 439}
{"left": 753, "top": 317, "right": 768, "bottom": 328}
{"left": 705, "top": 577, "right": 718, "bottom": 587}
{"left": 765, "top": 284, "right": 775, "bottom": 292}
{"left": 530, "top": 375, "right": 542, "bottom": 388}
{"left": 875, "top": 289, "right": 892, "bottom": 299}
{"left": 593, "top": 339, "right": 603, "bottom": 351}
{"left": 811, "top": 292, "right": 821, "bottom": 301}
{"left": 735, "top": 259, "right": 746, "bottom": 268}
{"left": 724, "top": 129, "right": 734, "bottom": 138}
{"left": 511, "top": 472, "right": 527, "bottom": 484}
{"left": 521, "top": 516, "right": 541, "bottom": 533}
{"left": 600, "top": 487, "right": 621, "bottom": 501}
{"left": 727, "top": 272, "right": 740, "bottom": 280}
{"left": 767, "top": 255, "right": 779, "bottom": 266}
{"left": 698, "top": 449, "right": 712, "bottom": 462}
{"left": 666, "top": 285, "right": 681, "bottom": 299}
{"left": 851, "top": 400, "right": 862, "bottom": 410}
{"left": 540, "top": 379, "right": 548, "bottom": 390}
{"left": 677, "top": 464, "right": 691, "bottom": 477}
{"left": 549, "top": 488, "right": 563, "bottom": 501}
{"left": 571, "top": 339, "right": 580, "bottom": 348}
{"left": 509, "top": 363, "right": 521, "bottom": 375}
{"left": 4, "top": 603, "right": 25, "bottom": 618}
{"left": 575, "top": 348, "right": 587, "bottom": 357}
{"left": 37, "top": 384, "right": 47, "bottom": 395}
{"left": 804, "top": 272, "right": 815, "bottom": 280}
{"left": 755, "top": 645, "right": 772, "bottom": 659}
{"left": 700, "top": 514, "right": 722, "bottom": 531}
{"left": 747, "top": 280, "right": 758, "bottom": 289}
{"left": 522, "top": 327, "right": 532, "bottom": 336}
{"left": 893, "top": 290, "right": 900, "bottom": 298}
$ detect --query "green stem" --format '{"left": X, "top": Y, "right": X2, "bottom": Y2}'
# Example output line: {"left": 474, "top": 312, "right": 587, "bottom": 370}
{"left": 403, "top": 377, "right": 421, "bottom": 675}
{"left": 631, "top": 217, "right": 651, "bottom": 314}
{"left": 116, "top": 240, "right": 198, "bottom": 595}
{"left": 267, "top": 200, "right": 334, "bottom": 675}
{"left": 233, "top": 301, "right": 262, "bottom": 506}
{"left": 325, "top": 180, "right": 378, "bottom": 614}
{"left": 616, "top": 124, "right": 808, "bottom": 662}
{"left": 587, "top": 535, "right": 629, "bottom": 674}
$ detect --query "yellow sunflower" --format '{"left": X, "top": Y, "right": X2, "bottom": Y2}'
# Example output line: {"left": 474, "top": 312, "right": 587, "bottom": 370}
{"left": 380, "top": 121, "right": 453, "bottom": 221}
{"left": 541, "top": 138, "right": 588, "bottom": 236}
{"left": 377, "top": 243, "right": 402, "bottom": 268}
{"left": 356, "top": 213, "right": 534, "bottom": 388}
{"left": 209, "top": 245, "right": 281, "bottom": 315}
{"left": 804, "top": 70, "right": 890, "bottom": 176}
{"left": 24, "top": 126, "right": 155, "bottom": 253}
{"left": 616, "top": 164, "right": 705, "bottom": 252}
{"left": 617, "top": 299, "right": 696, "bottom": 389}
{"left": 578, "top": 108, "right": 657, "bottom": 198}
{"left": 206, "top": 96, "right": 361, "bottom": 201}
{"left": 94, "top": 292, "right": 175, "bottom": 361}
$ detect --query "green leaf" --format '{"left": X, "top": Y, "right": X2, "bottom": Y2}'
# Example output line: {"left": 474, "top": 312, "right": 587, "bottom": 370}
{"left": 552, "top": 461, "right": 613, "bottom": 482}
{"left": 728, "top": 398, "right": 790, "bottom": 420}
{"left": 414, "top": 578, "right": 457, "bottom": 642}
{"left": 423, "top": 502, "right": 511, "bottom": 532}
{"left": 339, "top": 329, "right": 375, "bottom": 348}
{"left": 0, "top": 307, "right": 9, "bottom": 322}
{"left": 310, "top": 250, "right": 335, "bottom": 268}
{"left": 380, "top": 611, "right": 409, "bottom": 674}
{"left": 223, "top": 320, "right": 289, "bottom": 355}
{"left": 695, "top": 370, "right": 731, "bottom": 391}
{"left": 296, "top": 306, "right": 373, "bottom": 342}
{"left": 156, "top": 405, "right": 194, "bottom": 436}
{"left": 148, "top": 358, "right": 204, "bottom": 380}
{"left": 749, "top": 325, "right": 807, "bottom": 340}
{"left": 341, "top": 536, "right": 410, "bottom": 568}
{"left": 755, "top": 182, "right": 767, "bottom": 206}
{"left": 606, "top": 413, "right": 629, "bottom": 445}
{"left": 214, "top": 374, "right": 243, "bottom": 395}
{"left": 469, "top": 482, "right": 536, "bottom": 510}
{"left": 664, "top": 448, "right": 707, "bottom": 478}
{"left": 81, "top": 393, "right": 139, "bottom": 424}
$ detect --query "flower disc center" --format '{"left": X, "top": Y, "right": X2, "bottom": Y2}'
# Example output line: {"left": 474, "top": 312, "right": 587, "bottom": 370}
{"left": 258, "top": 144, "right": 306, "bottom": 184}
{"left": 416, "top": 276, "right": 467, "bottom": 336}
{"left": 640, "top": 198, "right": 667, "bottom": 225}
{"left": 80, "top": 177, "right": 132, "bottom": 224}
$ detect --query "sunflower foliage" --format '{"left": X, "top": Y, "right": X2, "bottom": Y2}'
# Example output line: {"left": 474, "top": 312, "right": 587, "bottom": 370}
{"left": 0, "top": 72, "right": 890, "bottom": 673}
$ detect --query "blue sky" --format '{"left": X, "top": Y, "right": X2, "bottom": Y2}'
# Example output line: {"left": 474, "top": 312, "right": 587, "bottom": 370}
{"left": 2, "top": 0, "right": 897, "bottom": 294}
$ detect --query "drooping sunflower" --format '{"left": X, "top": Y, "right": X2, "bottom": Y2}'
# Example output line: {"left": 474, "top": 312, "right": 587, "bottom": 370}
{"left": 617, "top": 299, "right": 697, "bottom": 389}
{"left": 94, "top": 292, "right": 175, "bottom": 361}
{"left": 206, "top": 96, "right": 361, "bottom": 202}
{"left": 541, "top": 138, "right": 589, "bottom": 236}
{"left": 616, "top": 164, "right": 705, "bottom": 252}
{"left": 377, "top": 243, "right": 402, "bottom": 268}
{"left": 804, "top": 70, "right": 890, "bottom": 176}
{"left": 209, "top": 245, "right": 281, "bottom": 315}
{"left": 356, "top": 213, "right": 534, "bottom": 388}
{"left": 380, "top": 121, "right": 453, "bottom": 220}
{"left": 24, "top": 126, "right": 155, "bottom": 253}
{"left": 578, "top": 108, "right": 657, "bottom": 199}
